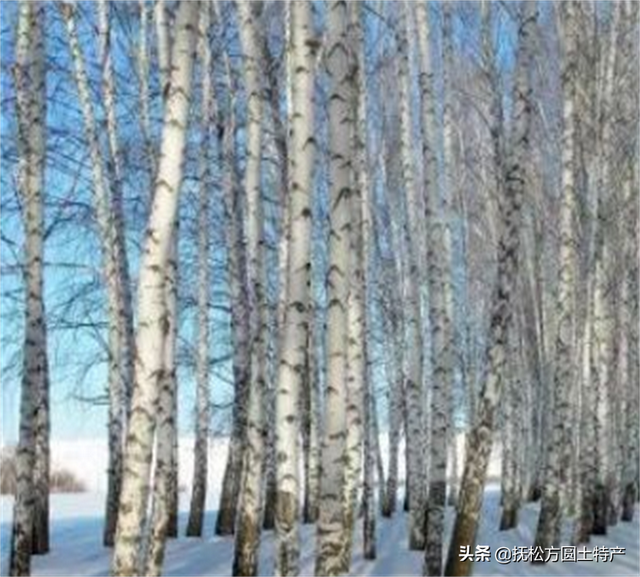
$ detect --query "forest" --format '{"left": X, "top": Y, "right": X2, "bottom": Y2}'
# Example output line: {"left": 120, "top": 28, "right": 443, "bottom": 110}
{"left": 0, "top": 1, "right": 638, "bottom": 576}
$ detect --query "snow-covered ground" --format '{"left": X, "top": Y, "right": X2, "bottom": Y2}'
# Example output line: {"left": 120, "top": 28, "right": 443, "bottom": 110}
{"left": 1, "top": 438, "right": 638, "bottom": 576}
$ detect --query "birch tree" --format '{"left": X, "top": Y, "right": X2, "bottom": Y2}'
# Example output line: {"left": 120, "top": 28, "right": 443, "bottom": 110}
{"left": 534, "top": 0, "right": 580, "bottom": 551}
{"left": 61, "top": 1, "right": 133, "bottom": 548}
{"left": 214, "top": 7, "right": 251, "bottom": 536}
{"left": 397, "top": 0, "right": 426, "bottom": 550}
{"left": 186, "top": 2, "right": 213, "bottom": 539}
{"left": 273, "top": 0, "right": 316, "bottom": 574}
{"left": 315, "top": 1, "right": 353, "bottom": 573}
{"left": 415, "top": 1, "right": 455, "bottom": 572}
{"left": 110, "top": 3, "right": 199, "bottom": 574}
{"left": 445, "top": 3, "right": 535, "bottom": 574}
{"left": 233, "top": 2, "right": 270, "bottom": 574}
{"left": 9, "top": 2, "right": 48, "bottom": 573}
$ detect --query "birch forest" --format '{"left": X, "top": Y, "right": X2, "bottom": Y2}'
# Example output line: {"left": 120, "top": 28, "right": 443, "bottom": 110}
{"left": 0, "top": 1, "right": 638, "bottom": 577}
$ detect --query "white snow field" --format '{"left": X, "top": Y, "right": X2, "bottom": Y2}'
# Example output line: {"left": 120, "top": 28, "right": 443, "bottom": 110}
{"left": 1, "top": 437, "right": 638, "bottom": 576}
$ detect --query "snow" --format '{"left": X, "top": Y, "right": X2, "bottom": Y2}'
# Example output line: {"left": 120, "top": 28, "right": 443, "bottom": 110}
{"left": 1, "top": 438, "right": 638, "bottom": 576}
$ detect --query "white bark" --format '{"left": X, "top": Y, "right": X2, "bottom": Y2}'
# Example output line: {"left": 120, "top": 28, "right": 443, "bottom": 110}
{"left": 415, "top": 2, "right": 455, "bottom": 572}
{"left": 110, "top": 3, "right": 199, "bottom": 574}
{"left": 315, "top": 1, "right": 353, "bottom": 573}
{"left": 445, "top": 4, "right": 535, "bottom": 574}
{"left": 61, "top": 1, "right": 132, "bottom": 550}
{"left": 398, "top": 0, "right": 426, "bottom": 550}
{"left": 274, "top": 1, "right": 316, "bottom": 574}
{"left": 535, "top": 0, "right": 580, "bottom": 551}
{"left": 186, "top": 3, "right": 213, "bottom": 538}
{"left": 10, "top": 2, "right": 47, "bottom": 573}
{"left": 233, "top": 2, "right": 269, "bottom": 574}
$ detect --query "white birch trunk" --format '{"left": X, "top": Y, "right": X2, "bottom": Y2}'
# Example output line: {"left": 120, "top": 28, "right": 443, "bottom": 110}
{"left": 186, "top": 4, "right": 213, "bottom": 538}
{"left": 445, "top": 4, "right": 535, "bottom": 574}
{"left": 315, "top": 1, "right": 353, "bottom": 573}
{"left": 534, "top": 0, "right": 580, "bottom": 551}
{"left": 415, "top": 1, "right": 455, "bottom": 572}
{"left": 96, "top": 0, "right": 136, "bottom": 546}
{"left": 233, "top": 2, "right": 269, "bottom": 574}
{"left": 61, "top": 2, "right": 132, "bottom": 551}
{"left": 214, "top": 8, "right": 251, "bottom": 537}
{"left": 110, "top": 4, "right": 199, "bottom": 574}
{"left": 10, "top": 2, "right": 47, "bottom": 573}
{"left": 398, "top": 0, "right": 426, "bottom": 550}
{"left": 273, "top": 1, "right": 316, "bottom": 574}
{"left": 302, "top": 304, "right": 320, "bottom": 525}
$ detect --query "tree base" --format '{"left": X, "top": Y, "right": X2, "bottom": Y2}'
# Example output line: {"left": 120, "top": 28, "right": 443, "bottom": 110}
{"left": 621, "top": 483, "right": 636, "bottom": 522}
{"left": 499, "top": 506, "right": 518, "bottom": 530}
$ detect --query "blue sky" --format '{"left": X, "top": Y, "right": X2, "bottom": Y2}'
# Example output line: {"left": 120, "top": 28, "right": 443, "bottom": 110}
{"left": 0, "top": 0, "right": 534, "bottom": 444}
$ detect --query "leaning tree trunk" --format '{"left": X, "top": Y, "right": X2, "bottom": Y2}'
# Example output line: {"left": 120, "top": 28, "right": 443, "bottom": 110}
{"left": 233, "top": 2, "right": 269, "bottom": 575}
{"left": 97, "top": 0, "right": 136, "bottom": 547}
{"left": 61, "top": 2, "right": 133, "bottom": 550}
{"left": 9, "top": 2, "right": 47, "bottom": 574}
{"left": 110, "top": 3, "right": 199, "bottom": 575}
{"left": 97, "top": 0, "right": 135, "bottom": 423}
{"left": 273, "top": 1, "right": 316, "bottom": 574}
{"left": 186, "top": 4, "right": 213, "bottom": 538}
{"left": 444, "top": 4, "right": 535, "bottom": 575}
{"left": 315, "top": 1, "right": 353, "bottom": 574}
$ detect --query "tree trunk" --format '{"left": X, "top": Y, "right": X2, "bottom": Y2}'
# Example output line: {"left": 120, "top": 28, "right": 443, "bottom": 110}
{"left": 273, "top": 1, "right": 316, "bottom": 573}
{"left": 315, "top": 2, "right": 353, "bottom": 574}
{"left": 214, "top": 7, "right": 251, "bottom": 537}
{"left": 61, "top": 2, "right": 133, "bottom": 550}
{"left": 233, "top": 2, "right": 269, "bottom": 574}
{"left": 110, "top": 3, "right": 199, "bottom": 574}
{"left": 10, "top": 3, "right": 47, "bottom": 573}
{"left": 415, "top": 1, "right": 456, "bottom": 572}
{"left": 534, "top": 0, "right": 580, "bottom": 552}
{"left": 398, "top": 0, "right": 426, "bottom": 550}
{"left": 302, "top": 307, "right": 320, "bottom": 525}
{"left": 186, "top": 4, "right": 213, "bottom": 538}
{"left": 444, "top": 4, "right": 535, "bottom": 575}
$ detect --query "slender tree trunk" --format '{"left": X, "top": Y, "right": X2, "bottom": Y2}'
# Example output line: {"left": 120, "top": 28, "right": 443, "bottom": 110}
{"left": 214, "top": 12, "right": 251, "bottom": 537}
{"left": 186, "top": 4, "right": 213, "bottom": 538}
{"left": 61, "top": 2, "right": 133, "bottom": 551}
{"left": 97, "top": 0, "right": 135, "bottom": 422}
{"left": 444, "top": 4, "right": 535, "bottom": 575}
{"left": 383, "top": 305, "right": 403, "bottom": 518}
{"left": 273, "top": 1, "right": 316, "bottom": 573}
{"left": 341, "top": 9, "right": 368, "bottom": 568}
{"left": 397, "top": 1, "right": 426, "bottom": 550}
{"left": 315, "top": 1, "right": 353, "bottom": 573}
{"left": 97, "top": 0, "right": 135, "bottom": 547}
{"left": 622, "top": 165, "right": 639, "bottom": 522}
{"left": 110, "top": 4, "right": 199, "bottom": 574}
{"left": 9, "top": 3, "right": 47, "bottom": 573}
{"left": 302, "top": 307, "right": 320, "bottom": 524}
{"left": 500, "top": 336, "right": 521, "bottom": 530}
{"left": 353, "top": 9, "right": 376, "bottom": 553}
{"left": 233, "top": 3, "right": 269, "bottom": 574}
{"left": 415, "top": 1, "right": 455, "bottom": 572}
{"left": 144, "top": 339, "right": 178, "bottom": 576}
{"left": 534, "top": 1, "right": 580, "bottom": 552}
